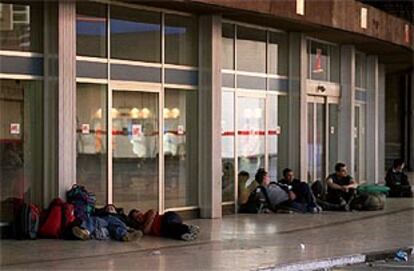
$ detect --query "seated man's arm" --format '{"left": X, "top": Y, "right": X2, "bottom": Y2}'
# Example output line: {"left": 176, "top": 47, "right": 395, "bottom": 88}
{"left": 142, "top": 209, "right": 157, "bottom": 234}
{"left": 327, "top": 178, "right": 345, "bottom": 191}
{"left": 346, "top": 179, "right": 358, "bottom": 189}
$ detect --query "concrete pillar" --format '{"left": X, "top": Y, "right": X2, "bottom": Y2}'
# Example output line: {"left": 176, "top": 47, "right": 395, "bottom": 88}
{"left": 409, "top": 70, "right": 414, "bottom": 171}
{"left": 366, "top": 56, "right": 379, "bottom": 183}
{"left": 43, "top": 1, "right": 59, "bottom": 205}
{"left": 338, "top": 45, "right": 355, "bottom": 175}
{"left": 288, "top": 33, "right": 307, "bottom": 179}
{"left": 58, "top": 1, "right": 77, "bottom": 198}
{"left": 378, "top": 64, "right": 386, "bottom": 181}
{"left": 198, "top": 15, "right": 222, "bottom": 218}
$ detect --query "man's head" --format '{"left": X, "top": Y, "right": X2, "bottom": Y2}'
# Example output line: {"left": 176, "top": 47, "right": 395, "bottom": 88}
{"left": 335, "top": 162, "right": 347, "bottom": 178}
{"left": 238, "top": 171, "right": 250, "bottom": 183}
{"left": 105, "top": 204, "right": 117, "bottom": 214}
{"left": 255, "top": 168, "right": 269, "bottom": 186}
{"left": 282, "top": 168, "right": 294, "bottom": 183}
{"left": 128, "top": 209, "right": 144, "bottom": 224}
{"left": 393, "top": 159, "right": 405, "bottom": 172}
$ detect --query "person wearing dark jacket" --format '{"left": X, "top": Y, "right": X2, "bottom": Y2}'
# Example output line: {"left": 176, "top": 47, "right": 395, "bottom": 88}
{"left": 385, "top": 159, "right": 412, "bottom": 197}
{"left": 278, "top": 168, "right": 321, "bottom": 213}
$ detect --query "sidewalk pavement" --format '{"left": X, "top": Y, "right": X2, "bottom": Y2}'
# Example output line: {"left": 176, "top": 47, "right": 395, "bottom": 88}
{"left": 1, "top": 198, "right": 413, "bottom": 271}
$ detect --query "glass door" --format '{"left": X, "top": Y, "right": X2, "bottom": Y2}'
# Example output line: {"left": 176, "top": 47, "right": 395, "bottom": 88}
{"left": 111, "top": 89, "right": 159, "bottom": 211}
{"left": 354, "top": 104, "right": 367, "bottom": 182}
{"left": 307, "top": 96, "right": 339, "bottom": 183}
{"left": 236, "top": 94, "right": 266, "bottom": 185}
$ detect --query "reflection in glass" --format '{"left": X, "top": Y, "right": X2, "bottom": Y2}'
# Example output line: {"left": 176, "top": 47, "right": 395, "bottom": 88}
{"left": 222, "top": 92, "right": 235, "bottom": 202}
{"left": 0, "top": 80, "right": 43, "bottom": 205}
{"left": 110, "top": 7, "right": 161, "bottom": 62}
{"left": 164, "top": 89, "right": 198, "bottom": 208}
{"left": 237, "top": 97, "right": 265, "bottom": 184}
{"left": 76, "top": 83, "right": 107, "bottom": 204}
{"left": 354, "top": 105, "right": 367, "bottom": 181}
{"left": 328, "top": 104, "right": 338, "bottom": 174}
{"left": 268, "top": 32, "right": 288, "bottom": 76}
{"left": 76, "top": 2, "right": 107, "bottom": 57}
{"left": 307, "top": 103, "right": 314, "bottom": 182}
{"left": 309, "top": 41, "right": 328, "bottom": 81}
{"left": 222, "top": 23, "right": 235, "bottom": 70}
{"left": 277, "top": 95, "right": 289, "bottom": 176}
{"left": 268, "top": 95, "right": 278, "bottom": 182}
{"left": 315, "top": 103, "right": 325, "bottom": 181}
{"left": 165, "top": 15, "right": 197, "bottom": 66}
{"left": 355, "top": 53, "right": 366, "bottom": 89}
{"left": 0, "top": 2, "right": 43, "bottom": 52}
{"left": 112, "top": 91, "right": 159, "bottom": 211}
{"left": 237, "top": 26, "right": 266, "bottom": 73}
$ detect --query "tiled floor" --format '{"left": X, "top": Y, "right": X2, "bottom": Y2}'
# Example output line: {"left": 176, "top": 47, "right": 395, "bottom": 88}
{"left": 1, "top": 198, "right": 413, "bottom": 270}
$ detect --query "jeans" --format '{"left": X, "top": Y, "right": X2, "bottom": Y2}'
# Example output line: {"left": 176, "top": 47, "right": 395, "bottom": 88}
{"left": 81, "top": 215, "right": 128, "bottom": 241}
{"left": 160, "top": 211, "right": 190, "bottom": 240}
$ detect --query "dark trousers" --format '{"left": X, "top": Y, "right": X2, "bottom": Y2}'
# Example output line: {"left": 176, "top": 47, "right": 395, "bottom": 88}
{"left": 160, "top": 211, "right": 190, "bottom": 240}
{"left": 326, "top": 188, "right": 356, "bottom": 204}
{"left": 388, "top": 185, "right": 413, "bottom": 197}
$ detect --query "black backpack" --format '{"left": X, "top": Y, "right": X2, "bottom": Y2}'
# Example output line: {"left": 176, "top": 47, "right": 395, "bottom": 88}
{"left": 239, "top": 186, "right": 270, "bottom": 213}
{"left": 13, "top": 203, "right": 41, "bottom": 240}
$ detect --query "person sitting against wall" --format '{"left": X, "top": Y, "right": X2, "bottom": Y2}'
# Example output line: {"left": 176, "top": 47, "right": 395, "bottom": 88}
{"left": 127, "top": 209, "right": 200, "bottom": 241}
{"left": 278, "top": 168, "right": 322, "bottom": 213}
{"left": 325, "top": 163, "right": 358, "bottom": 211}
{"left": 385, "top": 159, "right": 413, "bottom": 197}
{"left": 71, "top": 204, "right": 143, "bottom": 242}
{"left": 237, "top": 171, "right": 257, "bottom": 207}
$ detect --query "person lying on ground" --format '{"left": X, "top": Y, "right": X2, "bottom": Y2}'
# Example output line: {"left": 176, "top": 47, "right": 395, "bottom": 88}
{"left": 325, "top": 162, "right": 358, "bottom": 211}
{"left": 71, "top": 204, "right": 143, "bottom": 241}
{"left": 278, "top": 168, "right": 322, "bottom": 213}
{"left": 385, "top": 159, "right": 413, "bottom": 197}
{"left": 128, "top": 209, "right": 199, "bottom": 241}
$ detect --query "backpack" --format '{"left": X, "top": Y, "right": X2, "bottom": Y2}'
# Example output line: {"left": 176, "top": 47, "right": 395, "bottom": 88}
{"left": 266, "top": 182, "right": 289, "bottom": 207}
{"left": 38, "top": 198, "right": 76, "bottom": 238}
{"left": 66, "top": 184, "right": 96, "bottom": 221}
{"left": 357, "top": 183, "right": 390, "bottom": 195}
{"left": 350, "top": 193, "right": 385, "bottom": 211}
{"left": 13, "top": 203, "right": 40, "bottom": 240}
{"left": 239, "top": 186, "right": 270, "bottom": 213}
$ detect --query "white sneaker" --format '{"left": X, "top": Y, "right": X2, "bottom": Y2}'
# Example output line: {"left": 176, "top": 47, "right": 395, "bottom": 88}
{"left": 181, "top": 232, "right": 198, "bottom": 241}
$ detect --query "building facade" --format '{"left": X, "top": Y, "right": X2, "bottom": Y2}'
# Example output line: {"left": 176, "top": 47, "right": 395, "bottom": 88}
{"left": 0, "top": 0, "right": 413, "bottom": 219}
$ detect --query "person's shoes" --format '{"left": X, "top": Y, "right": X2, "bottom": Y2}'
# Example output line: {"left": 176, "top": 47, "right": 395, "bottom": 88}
{"left": 122, "top": 230, "right": 143, "bottom": 242}
{"left": 72, "top": 226, "right": 90, "bottom": 240}
{"left": 181, "top": 232, "right": 198, "bottom": 241}
{"left": 309, "top": 205, "right": 323, "bottom": 214}
{"left": 339, "top": 197, "right": 347, "bottom": 207}
{"left": 343, "top": 203, "right": 351, "bottom": 212}
{"left": 188, "top": 225, "right": 200, "bottom": 235}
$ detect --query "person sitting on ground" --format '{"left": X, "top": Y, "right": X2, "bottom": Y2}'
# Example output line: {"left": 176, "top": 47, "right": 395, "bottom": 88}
{"left": 71, "top": 204, "right": 143, "bottom": 242}
{"left": 325, "top": 163, "right": 358, "bottom": 211}
{"left": 237, "top": 171, "right": 257, "bottom": 207}
{"left": 254, "top": 168, "right": 289, "bottom": 212}
{"left": 278, "top": 168, "right": 322, "bottom": 213}
{"left": 128, "top": 209, "right": 199, "bottom": 241}
{"left": 385, "top": 159, "right": 413, "bottom": 197}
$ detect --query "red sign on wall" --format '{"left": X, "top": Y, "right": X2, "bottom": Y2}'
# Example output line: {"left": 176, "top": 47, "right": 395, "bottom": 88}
{"left": 10, "top": 123, "right": 20, "bottom": 135}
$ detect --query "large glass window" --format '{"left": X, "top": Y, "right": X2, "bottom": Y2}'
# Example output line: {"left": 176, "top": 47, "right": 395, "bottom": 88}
{"left": 110, "top": 6, "right": 161, "bottom": 62}
{"left": 356, "top": 53, "right": 367, "bottom": 89}
{"left": 268, "top": 32, "right": 288, "bottom": 76}
{"left": 0, "top": 2, "right": 43, "bottom": 52}
{"left": 222, "top": 23, "right": 234, "bottom": 70}
{"left": 236, "top": 26, "right": 266, "bottom": 73}
{"left": 165, "top": 15, "right": 197, "bottom": 66}
{"left": 76, "top": 83, "right": 107, "bottom": 205}
{"left": 309, "top": 41, "right": 329, "bottom": 81}
{"left": 0, "top": 79, "right": 43, "bottom": 204}
{"left": 308, "top": 40, "right": 340, "bottom": 83}
{"left": 76, "top": 2, "right": 107, "bottom": 58}
{"left": 164, "top": 89, "right": 198, "bottom": 208}
{"left": 221, "top": 91, "right": 235, "bottom": 202}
